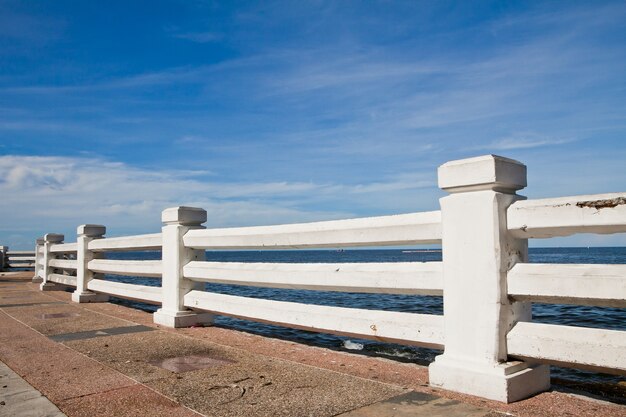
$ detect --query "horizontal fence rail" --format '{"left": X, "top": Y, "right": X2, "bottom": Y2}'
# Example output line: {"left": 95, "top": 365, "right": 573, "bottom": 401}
{"left": 507, "top": 322, "right": 626, "bottom": 375}
{"left": 87, "top": 279, "right": 162, "bottom": 304}
{"left": 4, "top": 250, "right": 36, "bottom": 269}
{"left": 184, "top": 211, "right": 441, "bottom": 249}
{"left": 184, "top": 291, "right": 444, "bottom": 349}
{"left": 10, "top": 256, "right": 36, "bottom": 261}
{"left": 8, "top": 262, "right": 35, "bottom": 268}
{"left": 88, "top": 259, "right": 162, "bottom": 278}
{"left": 508, "top": 192, "right": 626, "bottom": 239}
{"left": 184, "top": 261, "right": 443, "bottom": 295}
{"left": 48, "top": 259, "right": 78, "bottom": 270}
{"left": 508, "top": 263, "right": 626, "bottom": 308}
{"left": 49, "top": 243, "right": 78, "bottom": 253}
{"left": 88, "top": 233, "right": 162, "bottom": 252}
{"left": 48, "top": 273, "right": 77, "bottom": 287}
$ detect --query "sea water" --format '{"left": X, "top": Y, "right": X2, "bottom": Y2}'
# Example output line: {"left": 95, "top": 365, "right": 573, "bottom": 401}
{"left": 106, "top": 247, "right": 626, "bottom": 386}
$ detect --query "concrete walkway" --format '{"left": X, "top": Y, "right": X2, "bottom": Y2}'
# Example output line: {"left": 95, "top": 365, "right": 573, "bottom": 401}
{"left": 0, "top": 361, "right": 66, "bottom": 417}
{"left": 0, "top": 271, "right": 623, "bottom": 417}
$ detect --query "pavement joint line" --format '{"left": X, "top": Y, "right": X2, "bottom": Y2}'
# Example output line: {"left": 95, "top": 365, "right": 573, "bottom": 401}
{"left": 47, "top": 361, "right": 206, "bottom": 417}
{"left": 56, "top": 382, "right": 143, "bottom": 402}
{"left": 49, "top": 325, "right": 155, "bottom": 342}
{"left": 55, "top": 383, "right": 206, "bottom": 417}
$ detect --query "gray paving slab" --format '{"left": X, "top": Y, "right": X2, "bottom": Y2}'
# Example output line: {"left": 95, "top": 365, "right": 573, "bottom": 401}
{"left": 48, "top": 325, "right": 154, "bottom": 342}
{"left": 0, "top": 301, "right": 65, "bottom": 308}
{"left": 0, "top": 361, "right": 66, "bottom": 417}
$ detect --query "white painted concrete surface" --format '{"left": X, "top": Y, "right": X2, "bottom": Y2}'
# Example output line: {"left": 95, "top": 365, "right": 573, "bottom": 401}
{"left": 87, "top": 233, "right": 162, "bottom": 251}
{"left": 87, "top": 278, "right": 162, "bottom": 304}
{"left": 89, "top": 259, "right": 162, "bottom": 278}
{"left": 184, "top": 290, "right": 445, "bottom": 348}
{"left": 508, "top": 263, "right": 626, "bottom": 307}
{"left": 429, "top": 155, "right": 550, "bottom": 403}
{"left": 184, "top": 261, "right": 443, "bottom": 295}
{"left": 507, "top": 322, "right": 626, "bottom": 373}
{"left": 508, "top": 192, "right": 626, "bottom": 238}
{"left": 72, "top": 225, "right": 108, "bottom": 303}
{"left": 183, "top": 211, "right": 441, "bottom": 249}
{"left": 154, "top": 207, "right": 213, "bottom": 328}
{"left": 48, "top": 259, "right": 77, "bottom": 270}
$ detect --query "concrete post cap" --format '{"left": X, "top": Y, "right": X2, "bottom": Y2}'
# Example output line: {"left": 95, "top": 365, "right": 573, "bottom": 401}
{"left": 44, "top": 233, "right": 64, "bottom": 243}
{"left": 77, "top": 224, "right": 106, "bottom": 237}
{"left": 438, "top": 154, "right": 527, "bottom": 193}
{"left": 162, "top": 206, "right": 207, "bottom": 225}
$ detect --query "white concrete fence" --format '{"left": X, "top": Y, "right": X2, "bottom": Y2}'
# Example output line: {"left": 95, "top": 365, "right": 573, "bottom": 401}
{"left": 30, "top": 155, "right": 625, "bottom": 403}
{"left": 0, "top": 246, "right": 36, "bottom": 271}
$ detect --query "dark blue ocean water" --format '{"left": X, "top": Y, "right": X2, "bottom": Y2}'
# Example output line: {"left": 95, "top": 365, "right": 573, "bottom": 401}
{"left": 105, "top": 247, "right": 625, "bottom": 386}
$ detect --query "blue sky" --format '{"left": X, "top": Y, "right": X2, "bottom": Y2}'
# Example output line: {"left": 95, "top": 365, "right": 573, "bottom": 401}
{"left": 1, "top": 0, "right": 625, "bottom": 248}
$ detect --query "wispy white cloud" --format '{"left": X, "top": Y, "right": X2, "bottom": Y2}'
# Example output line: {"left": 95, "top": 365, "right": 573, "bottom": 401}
{"left": 473, "top": 135, "right": 578, "bottom": 151}
{"left": 0, "top": 155, "right": 440, "bottom": 247}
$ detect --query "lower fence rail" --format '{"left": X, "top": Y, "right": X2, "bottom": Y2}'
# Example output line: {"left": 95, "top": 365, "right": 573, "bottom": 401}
{"left": 507, "top": 321, "right": 626, "bottom": 375}
{"left": 8, "top": 263, "right": 35, "bottom": 268}
{"left": 48, "top": 273, "right": 77, "bottom": 287}
{"left": 184, "top": 290, "right": 445, "bottom": 349}
{"left": 87, "top": 279, "right": 162, "bottom": 304}
{"left": 508, "top": 263, "right": 626, "bottom": 308}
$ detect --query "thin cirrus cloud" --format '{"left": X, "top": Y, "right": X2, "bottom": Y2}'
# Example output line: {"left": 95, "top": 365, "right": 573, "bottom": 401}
{"left": 474, "top": 136, "right": 578, "bottom": 151}
{"left": 0, "top": 155, "right": 441, "bottom": 247}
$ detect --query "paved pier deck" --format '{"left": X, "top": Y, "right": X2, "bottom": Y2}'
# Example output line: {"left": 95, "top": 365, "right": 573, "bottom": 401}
{"left": 0, "top": 272, "right": 623, "bottom": 417}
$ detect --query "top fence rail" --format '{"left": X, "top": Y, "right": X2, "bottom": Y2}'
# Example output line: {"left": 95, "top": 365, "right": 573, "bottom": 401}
{"left": 508, "top": 193, "right": 626, "bottom": 238}
{"left": 183, "top": 211, "right": 442, "bottom": 249}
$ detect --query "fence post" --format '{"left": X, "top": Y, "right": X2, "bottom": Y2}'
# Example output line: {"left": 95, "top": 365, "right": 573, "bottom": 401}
{"left": 0, "top": 246, "right": 7, "bottom": 271}
{"left": 428, "top": 155, "right": 550, "bottom": 402}
{"left": 154, "top": 206, "right": 213, "bottom": 328}
{"left": 32, "top": 238, "right": 45, "bottom": 283}
{"left": 72, "top": 225, "right": 109, "bottom": 303}
{"left": 40, "top": 233, "right": 64, "bottom": 291}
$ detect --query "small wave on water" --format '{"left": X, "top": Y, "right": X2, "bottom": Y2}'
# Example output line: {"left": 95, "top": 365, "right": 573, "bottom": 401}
{"left": 342, "top": 340, "right": 364, "bottom": 350}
